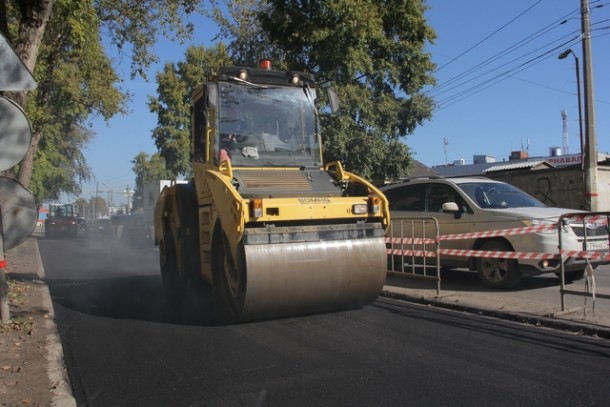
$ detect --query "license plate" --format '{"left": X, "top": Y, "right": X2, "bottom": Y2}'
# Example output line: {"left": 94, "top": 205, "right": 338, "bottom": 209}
{"left": 586, "top": 240, "right": 609, "bottom": 251}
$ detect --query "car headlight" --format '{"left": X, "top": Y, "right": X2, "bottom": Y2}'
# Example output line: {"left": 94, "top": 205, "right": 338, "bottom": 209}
{"left": 521, "top": 218, "right": 561, "bottom": 233}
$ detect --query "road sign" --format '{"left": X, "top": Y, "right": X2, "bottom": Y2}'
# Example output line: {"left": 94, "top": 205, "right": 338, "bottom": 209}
{"left": 0, "top": 96, "right": 32, "bottom": 171}
{"left": 0, "top": 177, "right": 38, "bottom": 250}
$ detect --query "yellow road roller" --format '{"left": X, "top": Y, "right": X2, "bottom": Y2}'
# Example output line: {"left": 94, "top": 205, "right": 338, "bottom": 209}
{"left": 154, "top": 61, "right": 390, "bottom": 322}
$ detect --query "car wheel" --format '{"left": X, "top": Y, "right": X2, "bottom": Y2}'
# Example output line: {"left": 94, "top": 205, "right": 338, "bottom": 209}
{"left": 476, "top": 239, "right": 521, "bottom": 289}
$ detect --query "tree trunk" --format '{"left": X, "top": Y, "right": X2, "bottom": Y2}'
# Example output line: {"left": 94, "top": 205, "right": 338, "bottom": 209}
{"left": 13, "top": 0, "right": 55, "bottom": 188}
{"left": 14, "top": 0, "right": 54, "bottom": 74}
{"left": 17, "top": 130, "right": 42, "bottom": 187}
{"left": 0, "top": 1, "right": 10, "bottom": 41}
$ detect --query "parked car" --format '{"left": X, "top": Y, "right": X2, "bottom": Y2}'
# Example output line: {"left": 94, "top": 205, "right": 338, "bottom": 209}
{"left": 86, "top": 218, "right": 113, "bottom": 239}
{"left": 111, "top": 213, "right": 150, "bottom": 247}
{"left": 381, "top": 177, "right": 610, "bottom": 288}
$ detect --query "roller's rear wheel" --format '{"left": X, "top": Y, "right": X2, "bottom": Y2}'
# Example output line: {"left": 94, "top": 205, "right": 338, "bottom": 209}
{"left": 160, "top": 223, "right": 187, "bottom": 298}
{"left": 212, "top": 226, "right": 247, "bottom": 323}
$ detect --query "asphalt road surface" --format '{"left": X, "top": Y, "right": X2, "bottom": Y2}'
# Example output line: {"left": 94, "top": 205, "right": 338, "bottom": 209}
{"left": 40, "top": 236, "right": 610, "bottom": 407}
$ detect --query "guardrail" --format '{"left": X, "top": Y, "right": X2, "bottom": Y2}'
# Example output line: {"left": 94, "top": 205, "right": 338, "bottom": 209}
{"left": 387, "top": 217, "right": 441, "bottom": 295}
{"left": 558, "top": 212, "right": 610, "bottom": 314}
{"left": 387, "top": 212, "right": 610, "bottom": 312}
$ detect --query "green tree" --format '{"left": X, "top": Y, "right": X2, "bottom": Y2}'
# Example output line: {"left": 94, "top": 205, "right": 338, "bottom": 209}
{"left": 0, "top": 0, "right": 206, "bottom": 198}
{"left": 210, "top": 0, "right": 279, "bottom": 65}
{"left": 131, "top": 152, "right": 171, "bottom": 211}
{"left": 25, "top": 0, "right": 125, "bottom": 202}
{"left": 148, "top": 43, "right": 232, "bottom": 176}
{"left": 214, "top": 0, "right": 437, "bottom": 181}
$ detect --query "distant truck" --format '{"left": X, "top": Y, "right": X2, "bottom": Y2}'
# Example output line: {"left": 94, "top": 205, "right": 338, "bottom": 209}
{"left": 44, "top": 203, "right": 84, "bottom": 238}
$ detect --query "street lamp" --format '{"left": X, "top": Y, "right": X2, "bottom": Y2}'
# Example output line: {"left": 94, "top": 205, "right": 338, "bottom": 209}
{"left": 100, "top": 182, "right": 111, "bottom": 217}
{"left": 558, "top": 49, "right": 584, "bottom": 166}
{"left": 94, "top": 181, "right": 112, "bottom": 219}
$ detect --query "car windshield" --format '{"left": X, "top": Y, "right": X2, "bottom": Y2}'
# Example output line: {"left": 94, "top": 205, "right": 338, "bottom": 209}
{"left": 458, "top": 182, "right": 546, "bottom": 209}
{"left": 217, "top": 83, "right": 321, "bottom": 167}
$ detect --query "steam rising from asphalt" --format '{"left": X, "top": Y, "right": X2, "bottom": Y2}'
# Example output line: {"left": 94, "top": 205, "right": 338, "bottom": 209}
{"left": 80, "top": 228, "right": 158, "bottom": 275}
{"left": 39, "top": 226, "right": 218, "bottom": 325}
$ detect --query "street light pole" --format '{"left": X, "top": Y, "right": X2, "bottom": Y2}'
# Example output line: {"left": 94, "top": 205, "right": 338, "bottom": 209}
{"left": 558, "top": 49, "right": 585, "bottom": 197}
{"left": 94, "top": 181, "right": 99, "bottom": 220}
{"left": 581, "top": 0, "right": 598, "bottom": 211}
{"left": 101, "top": 182, "right": 110, "bottom": 217}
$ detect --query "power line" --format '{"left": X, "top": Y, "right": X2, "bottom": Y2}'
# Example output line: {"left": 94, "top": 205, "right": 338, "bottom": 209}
{"left": 436, "top": 0, "right": 543, "bottom": 73}
{"left": 429, "top": 7, "right": 580, "bottom": 99}
{"left": 426, "top": 2, "right": 610, "bottom": 110}
{"left": 432, "top": 30, "right": 580, "bottom": 102}
{"left": 437, "top": 36, "right": 580, "bottom": 108}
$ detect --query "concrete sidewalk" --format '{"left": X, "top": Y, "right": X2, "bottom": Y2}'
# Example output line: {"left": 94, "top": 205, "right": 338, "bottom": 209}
{"left": 2, "top": 239, "right": 609, "bottom": 406}
{"left": 382, "top": 272, "right": 610, "bottom": 339}
{"left": 1, "top": 238, "right": 75, "bottom": 407}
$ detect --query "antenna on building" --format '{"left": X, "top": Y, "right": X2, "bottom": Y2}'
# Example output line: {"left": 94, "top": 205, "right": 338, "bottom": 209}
{"left": 443, "top": 138, "right": 448, "bottom": 164}
{"left": 561, "top": 109, "right": 570, "bottom": 155}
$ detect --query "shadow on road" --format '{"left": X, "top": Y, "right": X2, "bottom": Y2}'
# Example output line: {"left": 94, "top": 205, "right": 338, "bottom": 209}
{"left": 38, "top": 235, "right": 221, "bottom": 326}
{"left": 45, "top": 275, "right": 222, "bottom": 326}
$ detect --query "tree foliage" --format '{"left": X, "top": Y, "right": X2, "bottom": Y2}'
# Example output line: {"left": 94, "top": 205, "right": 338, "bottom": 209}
{"left": 26, "top": 0, "right": 126, "bottom": 202}
{"left": 95, "top": 0, "right": 205, "bottom": 79}
{"left": 212, "top": 0, "right": 437, "bottom": 181}
{"left": 210, "top": 0, "right": 280, "bottom": 65}
{"left": 148, "top": 43, "right": 232, "bottom": 176}
{"left": 130, "top": 152, "right": 171, "bottom": 211}
{"left": 0, "top": 0, "right": 206, "bottom": 200}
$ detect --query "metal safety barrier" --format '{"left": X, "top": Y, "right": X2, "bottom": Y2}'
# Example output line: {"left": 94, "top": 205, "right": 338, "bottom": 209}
{"left": 558, "top": 212, "right": 610, "bottom": 315}
{"left": 387, "top": 217, "right": 441, "bottom": 295}
{"left": 386, "top": 212, "right": 610, "bottom": 311}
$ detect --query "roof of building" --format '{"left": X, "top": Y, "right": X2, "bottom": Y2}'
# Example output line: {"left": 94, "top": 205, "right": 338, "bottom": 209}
{"left": 409, "top": 160, "right": 441, "bottom": 178}
{"left": 483, "top": 160, "right": 554, "bottom": 173}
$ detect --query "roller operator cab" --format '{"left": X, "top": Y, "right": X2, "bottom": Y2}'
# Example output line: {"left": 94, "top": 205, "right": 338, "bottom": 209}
{"left": 45, "top": 203, "right": 83, "bottom": 238}
{"left": 154, "top": 62, "right": 390, "bottom": 323}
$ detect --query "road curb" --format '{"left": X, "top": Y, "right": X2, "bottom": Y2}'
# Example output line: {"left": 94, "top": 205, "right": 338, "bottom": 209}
{"left": 39, "top": 287, "right": 76, "bottom": 407}
{"left": 380, "top": 288, "right": 610, "bottom": 340}
{"left": 31, "top": 238, "right": 76, "bottom": 407}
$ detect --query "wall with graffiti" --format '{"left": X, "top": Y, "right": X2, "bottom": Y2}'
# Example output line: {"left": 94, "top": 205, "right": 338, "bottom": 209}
{"left": 487, "top": 165, "right": 610, "bottom": 211}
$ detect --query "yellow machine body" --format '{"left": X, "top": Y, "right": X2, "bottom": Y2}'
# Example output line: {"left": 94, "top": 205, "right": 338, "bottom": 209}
{"left": 154, "top": 64, "right": 390, "bottom": 322}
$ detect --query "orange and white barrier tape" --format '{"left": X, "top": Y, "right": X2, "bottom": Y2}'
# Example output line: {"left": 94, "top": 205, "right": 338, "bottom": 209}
{"left": 438, "top": 224, "right": 557, "bottom": 241}
{"left": 560, "top": 250, "right": 610, "bottom": 261}
{"left": 387, "top": 247, "right": 560, "bottom": 260}
{"left": 563, "top": 214, "right": 609, "bottom": 224}
{"left": 387, "top": 248, "right": 437, "bottom": 258}
{"left": 385, "top": 219, "right": 610, "bottom": 261}
{"left": 385, "top": 237, "right": 436, "bottom": 245}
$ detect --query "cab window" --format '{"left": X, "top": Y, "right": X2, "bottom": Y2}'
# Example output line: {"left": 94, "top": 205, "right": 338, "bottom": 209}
{"left": 193, "top": 95, "right": 207, "bottom": 163}
{"left": 427, "top": 184, "right": 463, "bottom": 212}
{"left": 384, "top": 184, "right": 426, "bottom": 212}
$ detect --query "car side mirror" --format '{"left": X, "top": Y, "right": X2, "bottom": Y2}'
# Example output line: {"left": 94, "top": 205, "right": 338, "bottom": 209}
{"left": 442, "top": 202, "right": 462, "bottom": 219}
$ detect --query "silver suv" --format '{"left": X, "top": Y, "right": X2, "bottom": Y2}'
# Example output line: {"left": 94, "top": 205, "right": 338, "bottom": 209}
{"left": 381, "top": 177, "right": 609, "bottom": 288}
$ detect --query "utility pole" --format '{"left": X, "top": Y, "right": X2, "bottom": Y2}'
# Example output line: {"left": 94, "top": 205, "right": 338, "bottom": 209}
{"left": 581, "top": 0, "right": 598, "bottom": 211}
{"left": 94, "top": 181, "right": 99, "bottom": 220}
{"left": 123, "top": 185, "right": 132, "bottom": 214}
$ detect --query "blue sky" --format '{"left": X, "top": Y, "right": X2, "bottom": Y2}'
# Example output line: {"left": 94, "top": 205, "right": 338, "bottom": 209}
{"left": 79, "top": 0, "right": 610, "bottom": 206}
